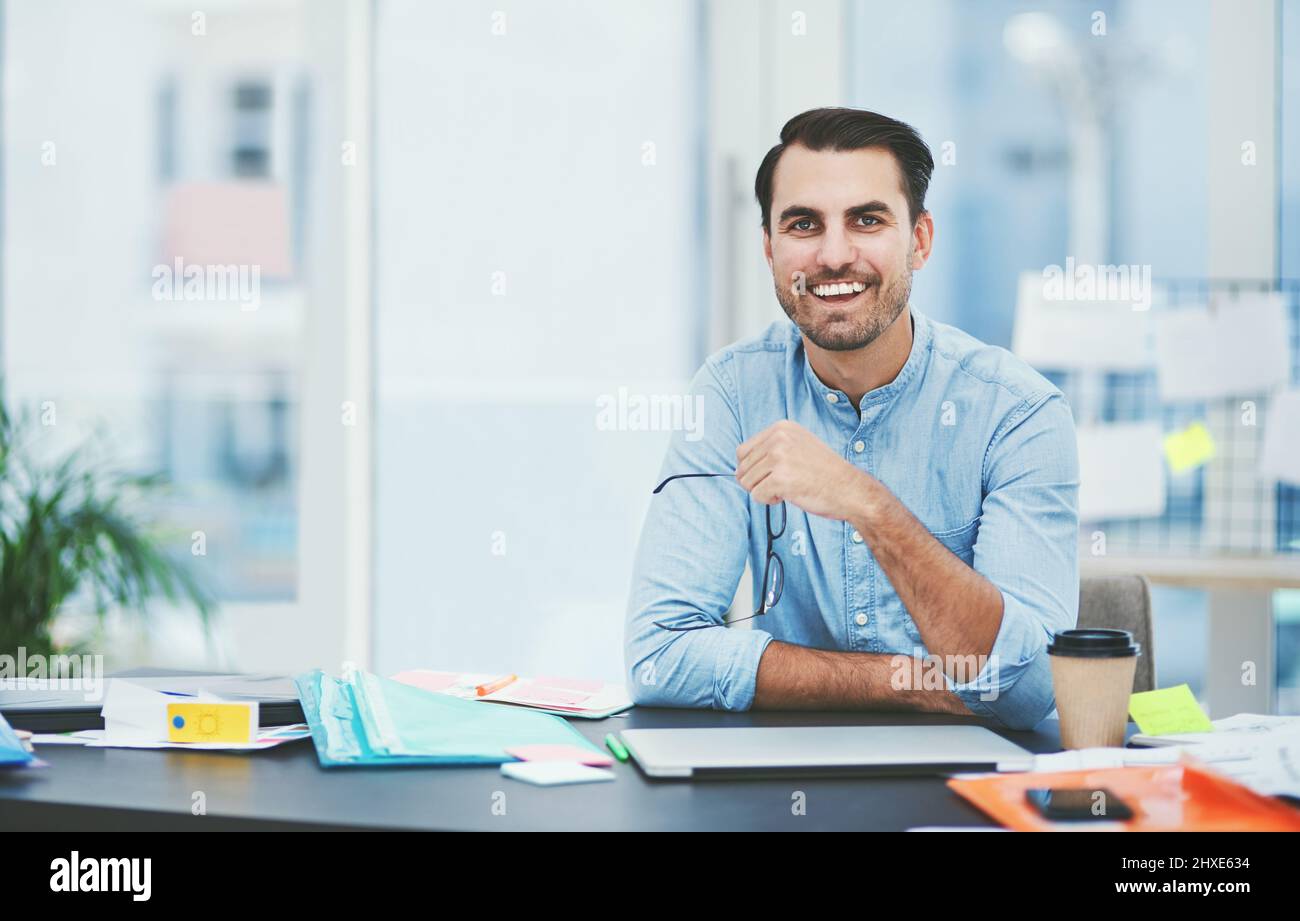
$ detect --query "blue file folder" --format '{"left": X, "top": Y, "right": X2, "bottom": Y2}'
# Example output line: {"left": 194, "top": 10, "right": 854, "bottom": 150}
{"left": 294, "top": 669, "right": 604, "bottom": 768}
{"left": 0, "top": 711, "right": 33, "bottom": 768}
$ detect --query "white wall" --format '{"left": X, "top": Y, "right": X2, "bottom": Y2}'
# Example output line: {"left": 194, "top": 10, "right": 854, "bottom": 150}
{"left": 371, "top": 0, "right": 704, "bottom": 680}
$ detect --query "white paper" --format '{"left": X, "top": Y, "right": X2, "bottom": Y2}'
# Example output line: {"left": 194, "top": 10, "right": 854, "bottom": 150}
{"left": 78, "top": 724, "right": 311, "bottom": 751}
{"left": 1114, "top": 713, "right": 1300, "bottom": 799}
{"left": 1131, "top": 712, "right": 1300, "bottom": 747}
{"left": 1211, "top": 713, "right": 1300, "bottom": 732}
{"left": 1153, "top": 293, "right": 1291, "bottom": 401}
{"left": 1011, "top": 272, "right": 1154, "bottom": 371}
{"left": 1259, "top": 390, "right": 1300, "bottom": 486}
{"left": 482, "top": 682, "right": 633, "bottom": 717}
{"left": 1075, "top": 422, "right": 1167, "bottom": 520}
{"left": 1183, "top": 722, "right": 1300, "bottom": 798}
{"left": 1204, "top": 741, "right": 1300, "bottom": 798}
{"left": 100, "top": 679, "right": 173, "bottom": 742}
{"left": 999, "top": 747, "right": 1184, "bottom": 775}
{"left": 992, "top": 714, "right": 1300, "bottom": 800}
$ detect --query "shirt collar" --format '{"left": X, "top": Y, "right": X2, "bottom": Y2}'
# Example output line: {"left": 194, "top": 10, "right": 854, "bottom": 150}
{"left": 800, "top": 306, "right": 934, "bottom": 412}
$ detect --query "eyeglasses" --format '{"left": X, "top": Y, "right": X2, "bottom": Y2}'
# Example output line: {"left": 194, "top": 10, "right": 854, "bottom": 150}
{"left": 651, "top": 473, "right": 786, "bottom": 632}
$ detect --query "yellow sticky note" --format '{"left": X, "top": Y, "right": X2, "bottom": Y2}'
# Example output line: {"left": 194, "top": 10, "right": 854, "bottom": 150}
{"left": 1163, "top": 422, "right": 1216, "bottom": 474}
{"left": 167, "top": 703, "right": 255, "bottom": 744}
{"left": 1128, "top": 684, "right": 1213, "bottom": 736}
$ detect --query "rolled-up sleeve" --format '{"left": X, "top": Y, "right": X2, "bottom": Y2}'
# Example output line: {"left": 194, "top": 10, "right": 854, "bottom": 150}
{"left": 624, "top": 357, "right": 774, "bottom": 710}
{"left": 944, "top": 391, "right": 1080, "bottom": 730}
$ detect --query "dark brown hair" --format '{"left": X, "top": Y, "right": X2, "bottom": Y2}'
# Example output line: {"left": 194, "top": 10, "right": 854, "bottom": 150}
{"left": 754, "top": 107, "right": 934, "bottom": 231}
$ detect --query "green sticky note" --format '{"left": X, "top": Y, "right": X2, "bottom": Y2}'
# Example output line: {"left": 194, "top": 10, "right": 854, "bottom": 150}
{"left": 1162, "top": 422, "right": 1216, "bottom": 474}
{"left": 1129, "top": 684, "right": 1214, "bottom": 736}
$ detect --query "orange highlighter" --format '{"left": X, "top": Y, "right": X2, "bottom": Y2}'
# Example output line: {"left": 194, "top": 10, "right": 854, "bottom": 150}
{"left": 475, "top": 674, "right": 517, "bottom": 697}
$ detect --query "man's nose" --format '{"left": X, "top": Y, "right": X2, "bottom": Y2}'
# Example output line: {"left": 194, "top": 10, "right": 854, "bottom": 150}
{"left": 815, "top": 226, "right": 856, "bottom": 273}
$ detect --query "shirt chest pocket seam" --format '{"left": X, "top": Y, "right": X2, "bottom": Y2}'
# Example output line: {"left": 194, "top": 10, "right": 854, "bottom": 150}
{"left": 928, "top": 516, "right": 980, "bottom": 560}
{"left": 877, "top": 517, "right": 981, "bottom": 649}
{"left": 898, "top": 517, "right": 980, "bottom": 647}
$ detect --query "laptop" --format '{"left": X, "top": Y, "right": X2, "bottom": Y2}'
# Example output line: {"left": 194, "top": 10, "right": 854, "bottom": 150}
{"left": 619, "top": 725, "right": 1033, "bottom": 779}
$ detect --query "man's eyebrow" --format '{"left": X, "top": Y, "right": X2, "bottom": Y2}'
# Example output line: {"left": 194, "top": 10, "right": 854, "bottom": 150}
{"left": 777, "top": 204, "right": 823, "bottom": 224}
{"left": 845, "top": 201, "right": 895, "bottom": 220}
{"left": 777, "top": 201, "right": 896, "bottom": 225}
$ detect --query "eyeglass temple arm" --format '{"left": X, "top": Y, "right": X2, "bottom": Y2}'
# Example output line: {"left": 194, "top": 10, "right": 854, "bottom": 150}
{"left": 651, "top": 472, "right": 736, "bottom": 494}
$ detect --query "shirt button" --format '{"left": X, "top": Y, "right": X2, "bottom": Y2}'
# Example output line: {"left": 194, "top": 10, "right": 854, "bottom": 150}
{"left": 853, "top": 440, "right": 865, "bottom": 453}
{"left": 826, "top": 392, "right": 839, "bottom": 404}
{"left": 851, "top": 530, "right": 863, "bottom": 543}
{"left": 855, "top": 613, "right": 868, "bottom": 626}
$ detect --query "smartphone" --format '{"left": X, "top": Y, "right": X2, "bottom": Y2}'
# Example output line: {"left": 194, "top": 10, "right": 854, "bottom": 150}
{"left": 1025, "top": 787, "right": 1135, "bottom": 822}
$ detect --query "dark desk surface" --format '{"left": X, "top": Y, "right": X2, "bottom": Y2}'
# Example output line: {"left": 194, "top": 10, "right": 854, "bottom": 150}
{"left": 0, "top": 705, "right": 1081, "bottom": 832}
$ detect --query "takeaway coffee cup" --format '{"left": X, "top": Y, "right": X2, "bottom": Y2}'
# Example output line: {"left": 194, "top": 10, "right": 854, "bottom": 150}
{"left": 1047, "top": 628, "right": 1141, "bottom": 750}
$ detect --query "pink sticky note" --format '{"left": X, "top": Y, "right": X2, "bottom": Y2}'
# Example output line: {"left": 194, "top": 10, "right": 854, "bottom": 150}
{"left": 505, "top": 744, "right": 614, "bottom": 767}
{"left": 390, "top": 670, "right": 460, "bottom": 693}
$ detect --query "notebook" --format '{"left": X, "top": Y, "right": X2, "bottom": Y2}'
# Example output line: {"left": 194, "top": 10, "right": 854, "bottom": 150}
{"left": 388, "top": 669, "right": 632, "bottom": 719}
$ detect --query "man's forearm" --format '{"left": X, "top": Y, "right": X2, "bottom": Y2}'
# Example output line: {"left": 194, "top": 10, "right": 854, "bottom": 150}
{"left": 752, "top": 639, "right": 972, "bottom": 713}
{"left": 850, "top": 474, "right": 1004, "bottom": 672}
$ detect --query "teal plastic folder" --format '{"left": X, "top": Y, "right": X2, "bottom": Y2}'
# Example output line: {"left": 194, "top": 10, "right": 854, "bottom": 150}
{"left": 294, "top": 669, "right": 604, "bottom": 768}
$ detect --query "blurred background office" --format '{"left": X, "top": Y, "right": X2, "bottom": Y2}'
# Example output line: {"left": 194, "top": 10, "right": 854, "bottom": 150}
{"left": 2, "top": 0, "right": 1297, "bottom": 714}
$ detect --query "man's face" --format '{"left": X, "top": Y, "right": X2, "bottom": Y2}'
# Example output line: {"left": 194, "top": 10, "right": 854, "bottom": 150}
{"left": 763, "top": 144, "right": 926, "bottom": 352}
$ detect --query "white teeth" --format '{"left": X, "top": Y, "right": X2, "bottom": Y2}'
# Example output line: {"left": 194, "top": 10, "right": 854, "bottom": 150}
{"left": 812, "top": 281, "right": 867, "bottom": 297}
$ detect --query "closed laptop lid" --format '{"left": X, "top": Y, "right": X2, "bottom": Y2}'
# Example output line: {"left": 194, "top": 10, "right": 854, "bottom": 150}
{"left": 619, "top": 725, "right": 1033, "bottom": 778}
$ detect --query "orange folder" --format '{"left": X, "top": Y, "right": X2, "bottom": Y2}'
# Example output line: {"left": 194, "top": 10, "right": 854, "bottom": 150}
{"left": 948, "top": 760, "right": 1300, "bottom": 832}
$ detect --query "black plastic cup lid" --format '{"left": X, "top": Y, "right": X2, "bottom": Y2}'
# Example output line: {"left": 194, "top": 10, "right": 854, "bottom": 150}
{"left": 1047, "top": 628, "right": 1140, "bottom": 658}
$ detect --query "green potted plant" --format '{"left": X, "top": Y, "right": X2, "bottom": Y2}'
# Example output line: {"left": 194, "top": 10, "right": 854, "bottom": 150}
{"left": 0, "top": 401, "right": 212, "bottom": 657}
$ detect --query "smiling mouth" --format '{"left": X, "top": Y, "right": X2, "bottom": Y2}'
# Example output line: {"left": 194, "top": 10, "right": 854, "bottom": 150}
{"left": 807, "top": 280, "right": 872, "bottom": 307}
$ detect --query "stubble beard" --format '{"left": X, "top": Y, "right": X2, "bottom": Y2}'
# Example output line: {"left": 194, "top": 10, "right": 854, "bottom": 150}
{"left": 775, "top": 259, "right": 913, "bottom": 352}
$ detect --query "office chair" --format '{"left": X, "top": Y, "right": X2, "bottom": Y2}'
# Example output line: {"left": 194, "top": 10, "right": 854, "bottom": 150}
{"left": 1077, "top": 574, "right": 1156, "bottom": 693}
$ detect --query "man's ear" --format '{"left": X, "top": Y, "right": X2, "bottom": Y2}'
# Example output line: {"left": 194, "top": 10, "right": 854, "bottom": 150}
{"left": 910, "top": 211, "right": 934, "bottom": 271}
{"left": 762, "top": 227, "right": 773, "bottom": 271}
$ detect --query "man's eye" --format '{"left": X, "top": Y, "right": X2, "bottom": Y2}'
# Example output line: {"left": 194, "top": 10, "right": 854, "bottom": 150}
{"left": 792, "top": 219, "right": 815, "bottom": 231}
{"left": 857, "top": 215, "right": 880, "bottom": 227}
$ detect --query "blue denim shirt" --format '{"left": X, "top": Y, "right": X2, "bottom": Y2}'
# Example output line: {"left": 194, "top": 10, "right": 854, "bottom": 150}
{"left": 624, "top": 307, "right": 1080, "bottom": 730}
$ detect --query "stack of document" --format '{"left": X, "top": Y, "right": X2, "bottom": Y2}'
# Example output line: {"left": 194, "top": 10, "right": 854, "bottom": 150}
{"left": 34, "top": 680, "right": 312, "bottom": 751}
{"left": 1001, "top": 714, "right": 1300, "bottom": 802}
{"left": 1129, "top": 712, "right": 1298, "bottom": 747}
{"left": 294, "top": 669, "right": 609, "bottom": 768}
{"left": 1, "top": 673, "right": 304, "bottom": 734}
{"left": 1130, "top": 713, "right": 1300, "bottom": 800}
{"left": 389, "top": 669, "right": 632, "bottom": 719}
{"left": 36, "top": 724, "right": 313, "bottom": 750}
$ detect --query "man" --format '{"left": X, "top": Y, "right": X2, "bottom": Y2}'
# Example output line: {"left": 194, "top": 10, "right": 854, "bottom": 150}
{"left": 624, "top": 107, "right": 1079, "bottom": 730}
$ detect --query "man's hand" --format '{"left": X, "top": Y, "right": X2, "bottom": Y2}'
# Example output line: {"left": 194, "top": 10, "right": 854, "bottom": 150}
{"left": 735, "top": 420, "right": 873, "bottom": 521}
